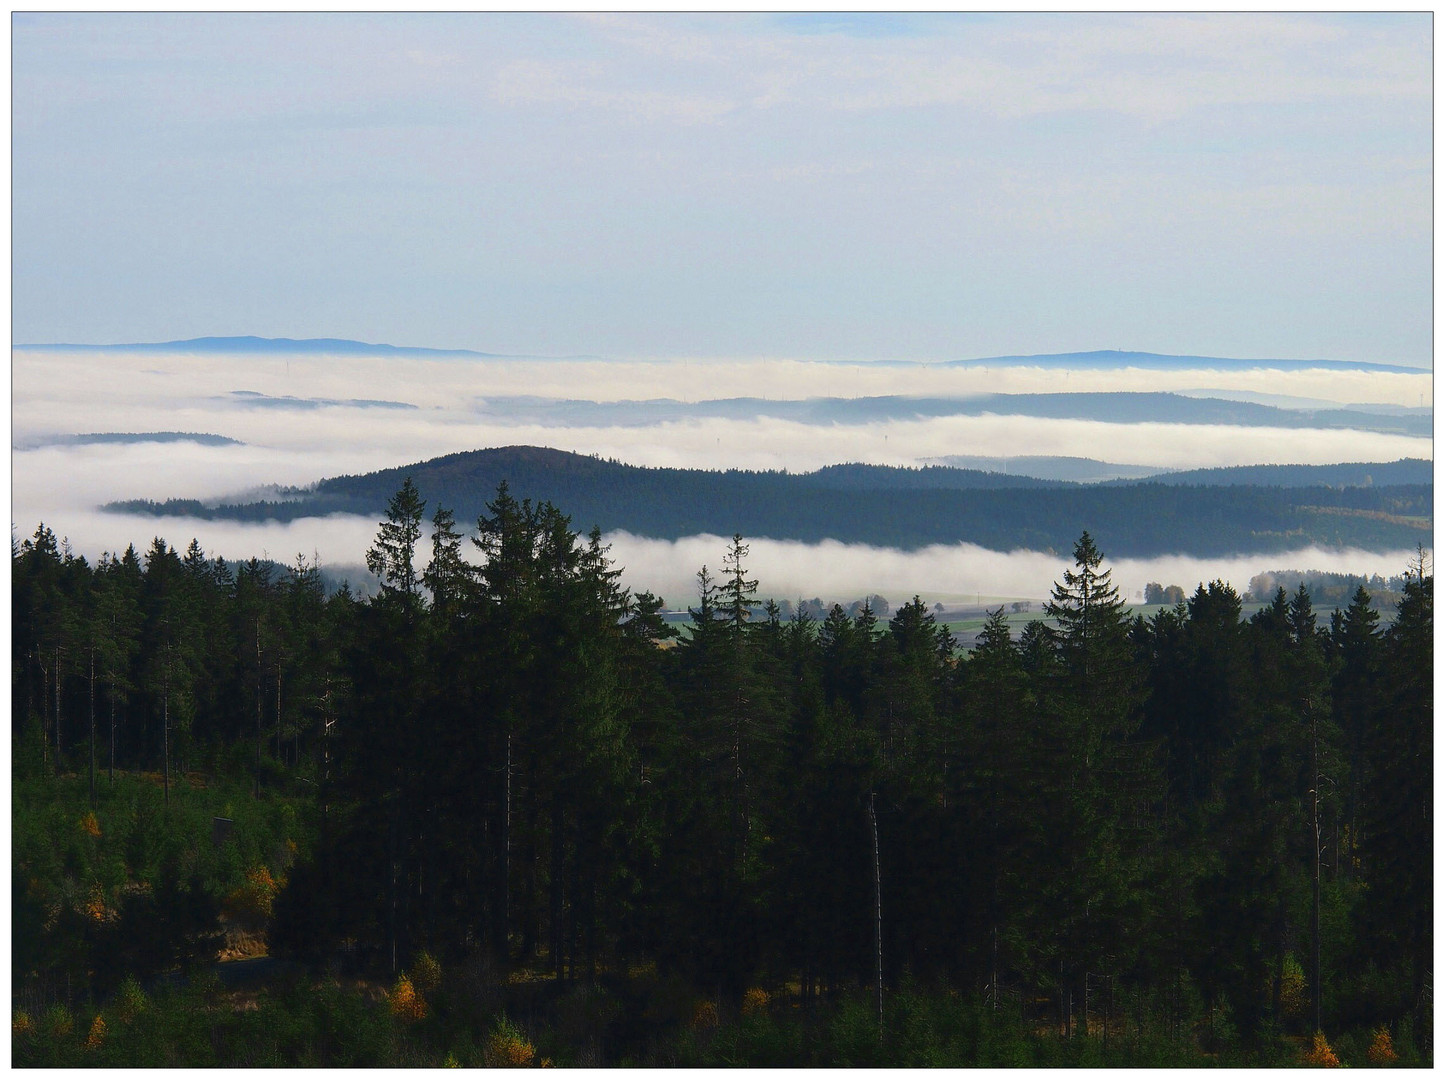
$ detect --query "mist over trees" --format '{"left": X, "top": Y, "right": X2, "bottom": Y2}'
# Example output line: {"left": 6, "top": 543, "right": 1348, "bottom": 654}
{"left": 12, "top": 484, "right": 1432, "bottom": 1065}
{"left": 105, "top": 445, "right": 1433, "bottom": 558}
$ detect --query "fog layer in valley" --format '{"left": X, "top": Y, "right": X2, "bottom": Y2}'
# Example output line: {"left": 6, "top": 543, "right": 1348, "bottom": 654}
{"left": 15, "top": 348, "right": 1433, "bottom": 420}
{"left": 17, "top": 502, "right": 1422, "bottom": 616}
{"left": 601, "top": 533, "right": 1428, "bottom": 610}
{"left": 12, "top": 346, "right": 1432, "bottom": 602}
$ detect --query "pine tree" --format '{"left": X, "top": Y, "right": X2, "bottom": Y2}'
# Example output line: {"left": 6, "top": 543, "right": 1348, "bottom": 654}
{"left": 1038, "top": 532, "right": 1160, "bottom": 1034}
{"left": 1332, "top": 585, "right": 1380, "bottom": 880}
{"left": 1360, "top": 556, "right": 1431, "bottom": 1025}
{"left": 959, "top": 607, "right": 1034, "bottom": 1004}
{"left": 423, "top": 504, "right": 473, "bottom": 620}
{"left": 366, "top": 477, "right": 426, "bottom": 609}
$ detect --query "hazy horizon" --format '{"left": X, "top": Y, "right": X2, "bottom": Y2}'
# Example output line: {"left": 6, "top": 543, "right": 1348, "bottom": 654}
{"left": 13, "top": 13, "right": 1432, "bottom": 367}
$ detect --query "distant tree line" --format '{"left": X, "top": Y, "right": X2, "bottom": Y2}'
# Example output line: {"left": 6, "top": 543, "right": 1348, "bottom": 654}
{"left": 12, "top": 480, "right": 1432, "bottom": 1054}
{"left": 1248, "top": 569, "right": 1414, "bottom": 612}
{"left": 103, "top": 446, "right": 1432, "bottom": 558}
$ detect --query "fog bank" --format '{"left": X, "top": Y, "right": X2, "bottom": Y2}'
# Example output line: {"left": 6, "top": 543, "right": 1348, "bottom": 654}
{"left": 16, "top": 503, "right": 1424, "bottom": 618}
{"left": 599, "top": 533, "right": 1429, "bottom": 609}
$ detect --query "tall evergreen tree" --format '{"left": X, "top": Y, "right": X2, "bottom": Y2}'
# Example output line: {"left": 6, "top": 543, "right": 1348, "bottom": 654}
{"left": 1038, "top": 532, "right": 1161, "bottom": 1035}
{"left": 1359, "top": 557, "right": 1431, "bottom": 1027}
{"left": 366, "top": 477, "right": 426, "bottom": 610}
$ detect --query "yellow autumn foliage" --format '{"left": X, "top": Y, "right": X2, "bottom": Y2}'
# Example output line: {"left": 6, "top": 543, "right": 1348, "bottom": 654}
{"left": 1368, "top": 1026, "right": 1398, "bottom": 1066}
{"left": 741, "top": 988, "right": 770, "bottom": 1016}
{"left": 225, "top": 865, "right": 281, "bottom": 925}
{"left": 690, "top": 1000, "right": 719, "bottom": 1031}
{"left": 12, "top": 1010, "right": 33, "bottom": 1036}
{"left": 79, "top": 812, "right": 101, "bottom": 838}
{"left": 85, "top": 883, "right": 116, "bottom": 924}
{"left": 1302, "top": 1031, "right": 1341, "bottom": 1068}
{"left": 485, "top": 1019, "right": 536, "bottom": 1067}
{"left": 85, "top": 1014, "right": 106, "bottom": 1050}
{"left": 389, "top": 974, "right": 428, "bottom": 1022}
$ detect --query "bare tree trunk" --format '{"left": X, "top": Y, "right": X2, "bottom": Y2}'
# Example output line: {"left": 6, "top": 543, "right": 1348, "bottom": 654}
{"left": 275, "top": 668, "right": 283, "bottom": 763}
{"left": 162, "top": 639, "right": 171, "bottom": 808}
{"left": 40, "top": 654, "right": 49, "bottom": 773}
{"left": 1311, "top": 706, "right": 1322, "bottom": 1034}
{"left": 499, "top": 730, "right": 511, "bottom": 963}
{"left": 550, "top": 792, "right": 564, "bottom": 981}
{"left": 991, "top": 923, "right": 1000, "bottom": 1011}
{"left": 321, "top": 676, "right": 333, "bottom": 818}
{"left": 55, "top": 646, "right": 62, "bottom": 767}
{"left": 388, "top": 809, "right": 399, "bottom": 977}
{"left": 254, "top": 618, "right": 262, "bottom": 800}
{"left": 88, "top": 647, "right": 96, "bottom": 810}
{"left": 869, "top": 792, "right": 883, "bottom": 1041}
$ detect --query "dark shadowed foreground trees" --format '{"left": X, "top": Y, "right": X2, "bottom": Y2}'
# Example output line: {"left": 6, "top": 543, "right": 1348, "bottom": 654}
{"left": 11, "top": 496, "right": 1433, "bottom": 1063}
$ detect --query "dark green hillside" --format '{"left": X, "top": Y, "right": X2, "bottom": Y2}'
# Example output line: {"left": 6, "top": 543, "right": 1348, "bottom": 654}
{"left": 106, "top": 446, "right": 1432, "bottom": 558}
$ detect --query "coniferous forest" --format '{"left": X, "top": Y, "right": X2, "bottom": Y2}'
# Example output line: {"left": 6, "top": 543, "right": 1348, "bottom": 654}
{"left": 12, "top": 480, "right": 1433, "bottom": 1067}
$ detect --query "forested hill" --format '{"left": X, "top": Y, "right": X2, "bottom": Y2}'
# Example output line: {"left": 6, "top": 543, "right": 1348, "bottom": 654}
{"left": 1108, "top": 459, "right": 1434, "bottom": 488}
{"left": 107, "top": 446, "right": 1432, "bottom": 558}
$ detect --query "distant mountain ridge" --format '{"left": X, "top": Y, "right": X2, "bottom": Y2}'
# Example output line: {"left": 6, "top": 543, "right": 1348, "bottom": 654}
{"left": 14, "top": 338, "right": 1431, "bottom": 374}
{"left": 1121, "top": 459, "right": 1435, "bottom": 488}
{"left": 14, "top": 336, "right": 601, "bottom": 361}
{"left": 105, "top": 445, "right": 1432, "bottom": 559}
{"left": 945, "top": 349, "right": 1428, "bottom": 375}
{"left": 928, "top": 456, "right": 1171, "bottom": 483}
{"left": 471, "top": 392, "right": 1431, "bottom": 437}
{"left": 16, "top": 431, "right": 244, "bottom": 450}
{"left": 931, "top": 456, "right": 1433, "bottom": 488}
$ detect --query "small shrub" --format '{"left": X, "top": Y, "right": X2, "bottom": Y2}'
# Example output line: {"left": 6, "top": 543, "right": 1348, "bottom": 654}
{"left": 742, "top": 988, "right": 770, "bottom": 1016}
{"left": 486, "top": 1016, "right": 536, "bottom": 1067}
{"left": 691, "top": 1000, "right": 719, "bottom": 1031}
{"left": 1367, "top": 1026, "right": 1398, "bottom": 1066}
{"left": 1302, "top": 1031, "right": 1341, "bottom": 1067}
{"left": 85, "top": 1014, "right": 106, "bottom": 1050}
{"left": 42, "top": 1004, "right": 73, "bottom": 1039}
{"left": 410, "top": 950, "right": 442, "bottom": 995}
{"left": 115, "top": 975, "right": 148, "bottom": 1021}
{"left": 443, "top": 1052, "right": 461, "bottom": 1067}
{"left": 224, "top": 865, "right": 280, "bottom": 927}
{"left": 389, "top": 974, "right": 427, "bottom": 1023}
{"left": 13, "top": 1009, "right": 34, "bottom": 1036}
{"left": 80, "top": 811, "right": 101, "bottom": 838}
{"left": 85, "top": 882, "right": 115, "bottom": 924}
{"left": 1279, "top": 955, "right": 1307, "bottom": 1019}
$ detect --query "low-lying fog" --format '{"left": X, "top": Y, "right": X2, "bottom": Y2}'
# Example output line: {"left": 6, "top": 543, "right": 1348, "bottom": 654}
{"left": 12, "top": 346, "right": 1432, "bottom": 605}
{"left": 19, "top": 506, "right": 1424, "bottom": 615}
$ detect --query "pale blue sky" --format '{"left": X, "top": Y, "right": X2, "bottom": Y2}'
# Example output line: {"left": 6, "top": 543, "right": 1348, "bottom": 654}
{"left": 12, "top": 12, "right": 1432, "bottom": 367}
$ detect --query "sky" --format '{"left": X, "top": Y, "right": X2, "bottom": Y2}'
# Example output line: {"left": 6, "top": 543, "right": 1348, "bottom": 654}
{"left": 11, "top": 12, "right": 1433, "bottom": 367}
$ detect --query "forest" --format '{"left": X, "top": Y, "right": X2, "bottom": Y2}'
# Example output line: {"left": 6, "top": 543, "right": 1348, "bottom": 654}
{"left": 105, "top": 444, "right": 1432, "bottom": 558}
{"left": 12, "top": 479, "right": 1432, "bottom": 1067}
